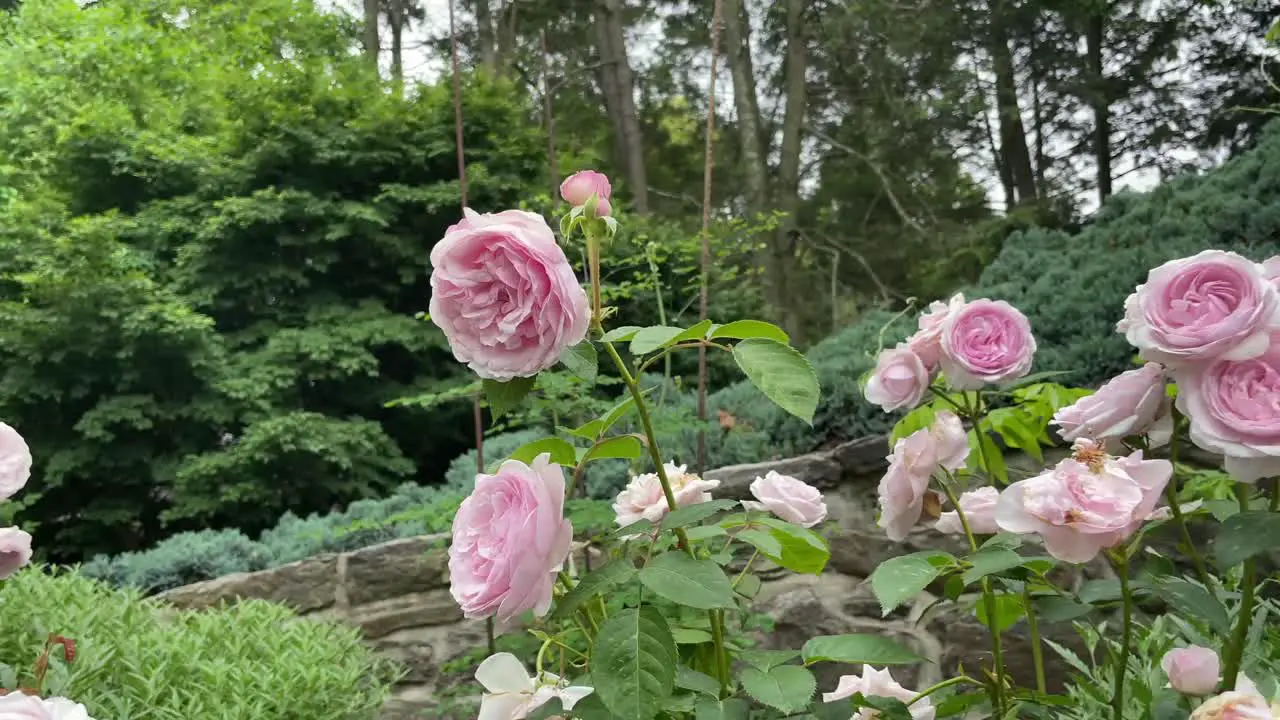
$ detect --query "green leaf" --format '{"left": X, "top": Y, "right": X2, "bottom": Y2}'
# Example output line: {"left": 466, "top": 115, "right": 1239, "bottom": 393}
{"left": 1077, "top": 579, "right": 1122, "bottom": 604}
{"left": 732, "top": 338, "right": 820, "bottom": 425}
{"left": 961, "top": 547, "right": 1026, "bottom": 586}
{"left": 639, "top": 553, "right": 737, "bottom": 610}
{"left": 675, "top": 667, "right": 721, "bottom": 697}
{"left": 630, "top": 326, "right": 686, "bottom": 355}
{"left": 613, "top": 519, "right": 655, "bottom": 538}
{"left": 739, "top": 665, "right": 816, "bottom": 713}
{"left": 857, "top": 695, "right": 914, "bottom": 720}
{"left": 527, "top": 698, "right": 567, "bottom": 720}
{"left": 890, "top": 405, "right": 937, "bottom": 444}
{"left": 568, "top": 391, "right": 648, "bottom": 440}
{"left": 801, "top": 635, "right": 923, "bottom": 666}
{"left": 591, "top": 607, "right": 678, "bottom": 720}
{"left": 671, "top": 628, "right": 713, "bottom": 644}
{"left": 584, "top": 435, "right": 645, "bottom": 463}
{"left": 1033, "top": 596, "right": 1093, "bottom": 623}
{"left": 483, "top": 376, "right": 536, "bottom": 420}
{"left": 660, "top": 499, "right": 739, "bottom": 530}
{"left": 569, "top": 693, "right": 616, "bottom": 720}
{"left": 987, "top": 408, "right": 1043, "bottom": 463}
{"left": 560, "top": 342, "right": 599, "bottom": 381}
{"left": 753, "top": 517, "right": 830, "bottom": 575}
{"left": 603, "top": 326, "right": 643, "bottom": 342}
{"left": 507, "top": 437, "right": 579, "bottom": 467}
{"left": 552, "top": 562, "right": 638, "bottom": 622}
{"left": 738, "top": 649, "right": 800, "bottom": 670}
{"left": 672, "top": 319, "right": 714, "bottom": 344}
{"left": 736, "top": 528, "right": 783, "bottom": 558}
{"left": 685, "top": 525, "right": 727, "bottom": 543}
{"left": 1000, "top": 371, "right": 1073, "bottom": 391}
{"left": 736, "top": 572, "right": 762, "bottom": 599}
{"left": 1158, "top": 578, "right": 1230, "bottom": 634}
{"left": 1214, "top": 511, "right": 1280, "bottom": 567}
{"left": 710, "top": 320, "right": 790, "bottom": 344}
{"left": 870, "top": 552, "right": 950, "bottom": 616}
{"left": 693, "top": 698, "right": 749, "bottom": 720}
{"left": 967, "top": 429, "right": 1008, "bottom": 484}
{"left": 976, "top": 594, "right": 1025, "bottom": 633}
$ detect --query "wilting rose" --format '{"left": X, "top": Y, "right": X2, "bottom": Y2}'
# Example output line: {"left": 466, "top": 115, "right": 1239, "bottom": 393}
{"left": 878, "top": 412, "right": 968, "bottom": 542}
{"left": 0, "top": 424, "right": 31, "bottom": 501}
{"left": 939, "top": 299, "right": 1037, "bottom": 390}
{"left": 613, "top": 463, "right": 720, "bottom": 527}
{"left": 0, "top": 528, "right": 31, "bottom": 579}
{"left": 1175, "top": 334, "right": 1280, "bottom": 482}
{"left": 1118, "top": 250, "right": 1279, "bottom": 367}
{"left": 823, "top": 666, "right": 935, "bottom": 720}
{"left": 1162, "top": 646, "right": 1220, "bottom": 696}
{"left": 743, "top": 471, "right": 828, "bottom": 528}
{"left": 559, "top": 170, "right": 612, "bottom": 207}
{"left": 907, "top": 293, "right": 965, "bottom": 372}
{"left": 429, "top": 209, "right": 590, "bottom": 380}
{"left": 935, "top": 487, "right": 1000, "bottom": 535}
{"left": 449, "top": 454, "right": 573, "bottom": 624}
{"left": 475, "top": 652, "right": 593, "bottom": 720}
{"left": 995, "top": 446, "right": 1171, "bottom": 563}
{"left": 863, "top": 346, "right": 929, "bottom": 412}
{"left": 1052, "top": 363, "right": 1168, "bottom": 444}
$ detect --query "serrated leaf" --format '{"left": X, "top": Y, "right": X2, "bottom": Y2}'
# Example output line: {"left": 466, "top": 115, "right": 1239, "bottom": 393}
{"left": 569, "top": 693, "right": 616, "bottom": 720}
{"left": 1033, "top": 596, "right": 1093, "bottom": 622}
{"left": 685, "top": 525, "right": 727, "bottom": 542}
{"left": 630, "top": 326, "right": 686, "bottom": 355}
{"left": 1159, "top": 578, "right": 1230, "bottom": 634}
{"left": 675, "top": 667, "right": 720, "bottom": 697}
{"left": 739, "top": 665, "right": 815, "bottom": 713}
{"left": 603, "top": 326, "right": 643, "bottom": 342}
{"left": 967, "top": 429, "right": 1008, "bottom": 484}
{"left": 638, "top": 554, "right": 737, "bottom": 610}
{"left": 752, "top": 517, "right": 830, "bottom": 575}
{"left": 1214, "top": 511, "right": 1280, "bottom": 567}
{"left": 710, "top": 320, "right": 790, "bottom": 344}
{"left": 801, "top": 635, "right": 922, "bottom": 666}
{"left": 694, "top": 698, "right": 749, "bottom": 720}
{"left": 584, "top": 435, "right": 644, "bottom": 463}
{"left": 870, "top": 552, "right": 948, "bottom": 616}
{"left": 738, "top": 649, "right": 800, "bottom": 670}
{"left": 552, "top": 562, "right": 638, "bottom": 622}
{"left": 961, "top": 547, "right": 1025, "bottom": 586}
{"left": 975, "top": 593, "right": 1025, "bottom": 632}
{"left": 736, "top": 528, "right": 783, "bottom": 558}
{"left": 672, "top": 319, "right": 714, "bottom": 344}
{"left": 672, "top": 628, "right": 713, "bottom": 645}
{"left": 660, "top": 499, "right": 739, "bottom": 530}
{"left": 568, "top": 391, "right": 648, "bottom": 440}
{"left": 890, "top": 405, "right": 938, "bottom": 444}
{"left": 732, "top": 338, "right": 819, "bottom": 425}
{"left": 591, "top": 607, "right": 677, "bottom": 720}
{"left": 560, "top": 342, "right": 599, "bottom": 381}
{"left": 483, "top": 376, "right": 536, "bottom": 420}
{"left": 507, "top": 437, "right": 578, "bottom": 467}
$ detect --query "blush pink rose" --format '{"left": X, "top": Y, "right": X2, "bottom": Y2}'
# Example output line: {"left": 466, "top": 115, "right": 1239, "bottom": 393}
{"left": 907, "top": 293, "right": 965, "bottom": 371}
{"left": 0, "top": 424, "right": 30, "bottom": 501}
{"left": 0, "top": 528, "right": 32, "bottom": 579}
{"left": 0, "top": 694, "right": 93, "bottom": 720}
{"left": 613, "top": 463, "right": 720, "bottom": 527}
{"left": 1175, "top": 335, "right": 1280, "bottom": 483}
{"left": 939, "top": 299, "right": 1037, "bottom": 390}
{"left": 995, "top": 446, "right": 1171, "bottom": 563}
{"left": 935, "top": 487, "right": 999, "bottom": 535}
{"left": 559, "top": 170, "right": 612, "bottom": 207}
{"left": 1162, "top": 646, "right": 1220, "bottom": 696}
{"left": 449, "top": 454, "right": 573, "bottom": 624}
{"left": 1118, "top": 250, "right": 1280, "bottom": 367}
{"left": 1052, "top": 363, "right": 1168, "bottom": 444}
{"left": 743, "top": 471, "right": 828, "bottom": 528}
{"left": 1190, "top": 675, "right": 1275, "bottom": 720}
{"left": 823, "top": 666, "right": 935, "bottom": 720}
{"left": 1264, "top": 257, "right": 1280, "bottom": 288}
{"left": 878, "top": 412, "right": 968, "bottom": 542}
{"left": 429, "top": 209, "right": 590, "bottom": 381}
{"left": 863, "top": 346, "right": 929, "bottom": 412}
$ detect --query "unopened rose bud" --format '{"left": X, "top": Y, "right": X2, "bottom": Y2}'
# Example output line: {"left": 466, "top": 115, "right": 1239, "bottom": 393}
{"left": 1162, "top": 646, "right": 1220, "bottom": 696}
{"left": 560, "top": 170, "right": 612, "bottom": 207}
{"left": 593, "top": 195, "right": 612, "bottom": 219}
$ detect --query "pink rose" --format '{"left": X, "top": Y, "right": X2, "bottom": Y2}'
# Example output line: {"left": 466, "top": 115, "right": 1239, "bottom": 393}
{"left": 593, "top": 196, "right": 613, "bottom": 218}
{"left": 935, "top": 487, "right": 999, "bottom": 535}
{"left": 559, "top": 170, "right": 612, "bottom": 207}
{"left": 863, "top": 346, "right": 929, "bottom": 412}
{"left": 1052, "top": 363, "right": 1168, "bottom": 444}
{"left": 1162, "top": 646, "right": 1220, "bottom": 696}
{"left": 878, "top": 412, "right": 969, "bottom": 542}
{"left": 1264, "top": 256, "right": 1280, "bottom": 288}
{"left": 1175, "top": 335, "right": 1280, "bottom": 483}
{"left": 1118, "top": 250, "right": 1280, "bottom": 367}
{"left": 613, "top": 463, "right": 720, "bottom": 527}
{"left": 0, "top": 528, "right": 32, "bottom": 579}
{"left": 0, "top": 694, "right": 92, "bottom": 720}
{"left": 742, "top": 471, "right": 828, "bottom": 528}
{"left": 476, "top": 652, "right": 593, "bottom": 720}
{"left": 0, "top": 424, "right": 31, "bottom": 501}
{"left": 1191, "top": 675, "right": 1275, "bottom": 720}
{"left": 907, "top": 293, "right": 965, "bottom": 371}
{"left": 939, "top": 299, "right": 1037, "bottom": 390}
{"left": 823, "top": 666, "right": 935, "bottom": 720}
{"left": 38, "top": 699, "right": 91, "bottom": 720}
{"left": 429, "top": 208, "right": 590, "bottom": 381}
{"left": 995, "top": 446, "right": 1171, "bottom": 562}
{"left": 449, "top": 454, "right": 573, "bottom": 624}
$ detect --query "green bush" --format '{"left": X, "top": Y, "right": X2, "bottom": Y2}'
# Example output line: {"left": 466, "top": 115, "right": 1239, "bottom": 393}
{"left": 0, "top": 567, "right": 398, "bottom": 719}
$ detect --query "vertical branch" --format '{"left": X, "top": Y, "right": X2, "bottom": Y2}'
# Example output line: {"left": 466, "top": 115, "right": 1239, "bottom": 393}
{"left": 542, "top": 29, "right": 560, "bottom": 204}
{"left": 447, "top": 0, "right": 493, "bottom": 657}
{"left": 696, "top": 0, "right": 723, "bottom": 476}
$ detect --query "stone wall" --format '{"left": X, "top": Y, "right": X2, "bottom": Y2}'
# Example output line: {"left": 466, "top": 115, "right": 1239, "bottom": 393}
{"left": 154, "top": 435, "right": 1099, "bottom": 719}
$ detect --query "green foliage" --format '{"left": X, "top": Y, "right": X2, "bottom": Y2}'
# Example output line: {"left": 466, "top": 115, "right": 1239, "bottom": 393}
{"left": 0, "top": 567, "right": 397, "bottom": 719}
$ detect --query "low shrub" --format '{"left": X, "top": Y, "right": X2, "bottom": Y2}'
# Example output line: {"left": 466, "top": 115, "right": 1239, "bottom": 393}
{"left": 0, "top": 567, "right": 398, "bottom": 719}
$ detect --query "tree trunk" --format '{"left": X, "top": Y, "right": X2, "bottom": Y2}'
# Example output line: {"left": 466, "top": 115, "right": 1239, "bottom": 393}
{"left": 389, "top": 0, "right": 405, "bottom": 93}
{"left": 773, "top": 0, "right": 808, "bottom": 344}
{"left": 474, "top": 0, "right": 498, "bottom": 71}
{"left": 362, "top": 0, "right": 379, "bottom": 66}
{"left": 1087, "top": 9, "right": 1112, "bottom": 203}
{"left": 722, "top": 0, "right": 769, "bottom": 213}
{"left": 989, "top": 0, "right": 1037, "bottom": 205}
{"left": 1029, "top": 31, "right": 1047, "bottom": 190}
{"left": 593, "top": 0, "right": 649, "bottom": 213}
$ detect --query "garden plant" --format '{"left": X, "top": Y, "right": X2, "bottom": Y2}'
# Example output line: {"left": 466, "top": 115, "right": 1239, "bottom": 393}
{"left": 428, "top": 169, "right": 1280, "bottom": 720}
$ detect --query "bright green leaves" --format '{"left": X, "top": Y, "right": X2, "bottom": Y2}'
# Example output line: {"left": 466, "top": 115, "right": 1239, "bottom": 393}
{"left": 870, "top": 551, "right": 955, "bottom": 615}
{"left": 721, "top": 516, "right": 830, "bottom": 575}
{"left": 591, "top": 607, "right": 678, "bottom": 720}
{"left": 552, "top": 562, "right": 637, "bottom": 622}
{"left": 482, "top": 376, "right": 536, "bottom": 420}
{"left": 732, "top": 338, "right": 820, "bottom": 425}
{"left": 638, "top": 554, "right": 737, "bottom": 610}
{"left": 710, "top": 320, "right": 790, "bottom": 344}
{"left": 582, "top": 435, "right": 645, "bottom": 463}
{"left": 559, "top": 342, "right": 599, "bottom": 381}
{"left": 661, "top": 499, "right": 739, "bottom": 531}
{"left": 1214, "top": 511, "right": 1280, "bottom": 567}
{"left": 975, "top": 593, "right": 1026, "bottom": 632}
{"left": 800, "top": 634, "right": 923, "bottom": 666}
{"left": 739, "top": 665, "right": 816, "bottom": 713}
{"left": 630, "top": 326, "right": 687, "bottom": 355}
{"left": 1157, "top": 578, "right": 1230, "bottom": 634}
{"left": 507, "top": 436, "right": 578, "bottom": 466}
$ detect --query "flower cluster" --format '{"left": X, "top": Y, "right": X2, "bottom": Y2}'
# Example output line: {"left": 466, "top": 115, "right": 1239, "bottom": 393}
{"left": 0, "top": 424, "right": 32, "bottom": 579}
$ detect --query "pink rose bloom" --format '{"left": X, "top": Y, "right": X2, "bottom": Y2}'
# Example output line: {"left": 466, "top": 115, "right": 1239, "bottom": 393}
{"left": 1175, "top": 335, "right": 1280, "bottom": 483}
{"left": 0, "top": 424, "right": 31, "bottom": 501}
{"left": 935, "top": 487, "right": 999, "bottom": 535}
{"left": 1118, "top": 250, "right": 1280, "bottom": 367}
{"left": 429, "top": 208, "right": 590, "bottom": 381}
{"left": 823, "top": 666, "right": 935, "bottom": 720}
{"left": 593, "top": 196, "right": 613, "bottom": 218}
{"left": 559, "top": 170, "right": 612, "bottom": 207}
{"left": 0, "top": 528, "right": 32, "bottom": 579}
{"left": 742, "top": 470, "right": 828, "bottom": 528}
{"left": 995, "top": 446, "right": 1171, "bottom": 562}
{"left": 1162, "top": 646, "right": 1220, "bottom": 696}
{"left": 863, "top": 346, "right": 929, "bottom": 412}
{"left": 939, "top": 299, "right": 1037, "bottom": 390}
{"left": 1191, "top": 675, "right": 1275, "bottom": 720}
{"left": 1052, "top": 363, "right": 1168, "bottom": 444}
{"left": 449, "top": 454, "right": 573, "bottom": 624}
{"left": 1264, "top": 256, "right": 1280, "bottom": 289}
{"left": 0, "top": 694, "right": 93, "bottom": 720}
{"left": 613, "top": 463, "right": 720, "bottom": 527}
{"left": 476, "top": 652, "right": 592, "bottom": 720}
{"left": 878, "top": 412, "right": 968, "bottom": 542}
{"left": 908, "top": 293, "right": 965, "bottom": 371}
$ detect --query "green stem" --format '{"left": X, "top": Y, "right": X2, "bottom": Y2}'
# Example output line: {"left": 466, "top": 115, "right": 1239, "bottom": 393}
{"left": 907, "top": 675, "right": 978, "bottom": 706}
{"left": 1024, "top": 585, "right": 1047, "bottom": 695}
{"left": 732, "top": 550, "right": 759, "bottom": 589}
{"left": 1111, "top": 554, "right": 1134, "bottom": 720}
{"left": 1221, "top": 485, "right": 1259, "bottom": 691}
{"left": 486, "top": 617, "right": 496, "bottom": 656}
{"left": 1164, "top": 423, "right": 1213, "bottom": 587}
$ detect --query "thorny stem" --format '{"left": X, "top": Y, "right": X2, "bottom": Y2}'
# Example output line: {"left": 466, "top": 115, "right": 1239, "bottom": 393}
{"left": 1221, "top": 484, "right": 1259, "bottom": 691}
{"left": 907, "top": 675, "right": 979, "bottom": 706}
{"left": 1164, "top": 422, "right": 1213, "bottom": 587}
{"left": 1024, "top": 585, "right": 1047, "bottom": 695}
{"left": 732, "top": 549, "right": 759, "bottom": 589}
{"left": 1111, "top": 553, "right": 1134, "bottom": 720}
